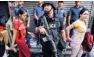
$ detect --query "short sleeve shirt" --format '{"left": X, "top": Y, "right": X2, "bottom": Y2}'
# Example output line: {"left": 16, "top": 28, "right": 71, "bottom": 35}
{"left": 55, "top": 7, "right": 66, "bottom": 26}
{"left": 72, "top": 19, "right": 87, "bottom": 33}
{"left": 33, "top": 5, "right": 44, "bottom": 19}
{"left": 70, "top": 19, "right": 87, "bottom": 44}
{"left": 69, "top": 6, "right": 84, "bottom": 21}
{"left": 13, "top": 20, "right": 26, "bottom": 42}
{"left": 55, "top": 7, "right": 66, "bottom": 19}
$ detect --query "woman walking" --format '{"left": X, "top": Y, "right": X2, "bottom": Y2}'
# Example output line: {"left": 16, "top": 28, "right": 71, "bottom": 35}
{"left": 11, "top": 9, "right": 31, "bottom": 57}
{"left": 66, "top": 8, "right": 89, "bottom": 57}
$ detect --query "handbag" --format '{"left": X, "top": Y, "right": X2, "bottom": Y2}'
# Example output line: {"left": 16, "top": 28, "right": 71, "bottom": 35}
{"left": 82, "top": 32, "right": 93, "bottom": 52}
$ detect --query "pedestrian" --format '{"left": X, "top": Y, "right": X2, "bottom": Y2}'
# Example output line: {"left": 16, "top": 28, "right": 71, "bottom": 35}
{"left": 66, "top": 8, "right": 89, "bottom": 57}
{"left": 12, "top": 1, "right": 30, "bottom": 28}
{"left": 33, "top": 1, "right": 44, "bottom": 45}
{"left": 33, "top": 1, "right": 44, "bottom": 26}
{"left": 55, "top": 1, "right": 67, "bottom": 57}
{"left": 12, "top": 1, "right": 31, "bottom": 46}
{"left": 11, "top": 9, "right": 31, "bottom": 57}
{"left": 56, "top": 1, "right": 66, "bottom": 27}
{"left": 0, "top": 2, "right": 10, "bottom": 57}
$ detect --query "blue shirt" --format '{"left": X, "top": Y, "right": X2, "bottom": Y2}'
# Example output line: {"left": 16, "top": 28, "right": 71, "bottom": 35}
{"left": 55, "top": 7, "right": 66, "bottom": 25}
{"left": 56, "top": 7, "right": 66, "bottom": 18}
{"left": 33, "top": 5, "right": 44, "bottom": 19}
{"left": 69, "top": 6, "right": 84, "bottom": 21}
{"left": 12, "top": 6, "right": 30, "bottom": 18}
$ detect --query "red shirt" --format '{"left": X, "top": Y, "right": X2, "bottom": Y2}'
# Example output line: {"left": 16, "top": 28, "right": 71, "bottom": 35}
{"left": 13, "top": 20, "right": 26, "bottom": 43}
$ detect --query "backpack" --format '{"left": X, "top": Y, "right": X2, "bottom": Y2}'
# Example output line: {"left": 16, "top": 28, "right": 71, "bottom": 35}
{"left": 82, "top": 32, "right": 93, "bottom": 52}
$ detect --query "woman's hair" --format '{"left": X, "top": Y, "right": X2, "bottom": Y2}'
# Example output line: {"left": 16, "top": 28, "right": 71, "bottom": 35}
{"left": 17, "top": 9, "right": 24, "bottom": 38}
{"left": 79, "top": 8, "right": 89, "bottom": 17}
{"left": 17, "top": 9, "right": 24, "bottom": 17}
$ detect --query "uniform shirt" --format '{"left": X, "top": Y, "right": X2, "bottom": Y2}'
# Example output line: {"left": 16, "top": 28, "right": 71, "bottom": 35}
{"left": 55, "top": 7, "right": 66, "bottom": 20}
{"left": 69, "top": 6, "right": 84, "bottom": 21}
{"left": 33, "top": 5, "right": 44, "bottom": 19}
{"left": 13, "top": 19, "right": 26, "bottom": 43}
{"left": 55, "top": 7, "right": 66, "bottom": 27}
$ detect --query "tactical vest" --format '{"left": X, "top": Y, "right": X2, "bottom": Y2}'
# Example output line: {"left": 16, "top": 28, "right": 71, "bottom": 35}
{"left": 41, "top": 15, "right": 61, "bottom": 42}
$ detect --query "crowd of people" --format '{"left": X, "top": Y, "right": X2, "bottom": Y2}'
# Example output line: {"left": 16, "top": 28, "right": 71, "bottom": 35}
{"left": 0, "top": 1, "right": 92, "bottom": 57}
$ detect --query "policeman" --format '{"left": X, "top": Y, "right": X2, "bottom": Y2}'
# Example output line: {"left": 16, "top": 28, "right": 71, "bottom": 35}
{"left": 56, "top": 1, "right": 66, "bottom": 41}
{"left": 37, "top": 1, "right": 65, "bottom": 57}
